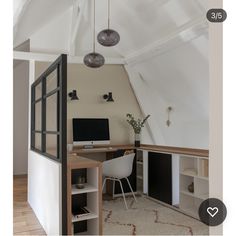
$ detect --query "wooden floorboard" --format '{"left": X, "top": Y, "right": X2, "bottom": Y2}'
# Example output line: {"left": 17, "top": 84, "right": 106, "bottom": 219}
{"left": 13, "top": 175, "right": 46, "bottom": 235}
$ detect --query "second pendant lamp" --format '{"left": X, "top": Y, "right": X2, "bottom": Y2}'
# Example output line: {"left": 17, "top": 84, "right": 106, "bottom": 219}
{"left": 84, "top": 0, "right": 105, "bottom": 68}
{"left": 97, "top": 0, "right": 120, "bottom": 47}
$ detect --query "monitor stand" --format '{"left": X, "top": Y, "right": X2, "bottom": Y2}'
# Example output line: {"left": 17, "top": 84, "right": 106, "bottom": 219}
{"left": 83, "top": 145, "right": 94, "bottom": 149}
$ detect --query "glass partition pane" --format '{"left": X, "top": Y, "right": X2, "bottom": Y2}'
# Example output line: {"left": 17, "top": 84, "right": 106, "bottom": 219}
{"left": 46, "top": 134, "right": 58, "bottom": 157}
{"left": 35, "top": 133, "right": 41, "bottom": 150}
{"left": 35, "top": 82, "right": 42, "bottom": 100}
{"left": 46, "top": 68, "right": 58, "bottom": 93}
{"left": 46, "top": 92, "right": 58, "bottom": 131}
{"left": 35, "top": 101, "right": 41, "bottom": 131}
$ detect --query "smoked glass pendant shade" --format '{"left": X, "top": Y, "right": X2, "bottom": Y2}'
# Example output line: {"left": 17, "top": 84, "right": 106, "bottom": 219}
{"left": 83, "top": 52, "right": 105, "bottom": 68}
{"left": 97, "top": 29, "right": 120, "bottom": 47}
{"left": 83, "top": 0, "right": 105, "bottom": 68}
{"left": 97, "top": 0, "right": 120, "bottom": 47}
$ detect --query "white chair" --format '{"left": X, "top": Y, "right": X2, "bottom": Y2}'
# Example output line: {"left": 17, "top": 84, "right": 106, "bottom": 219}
{"left": 102, "top": 153, "right": 137, "bottom": 209}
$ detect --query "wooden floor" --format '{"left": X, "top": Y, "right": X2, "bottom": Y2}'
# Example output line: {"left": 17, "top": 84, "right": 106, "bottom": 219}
{"left": 13, "top": 175, "right": 46, "bottom": 235}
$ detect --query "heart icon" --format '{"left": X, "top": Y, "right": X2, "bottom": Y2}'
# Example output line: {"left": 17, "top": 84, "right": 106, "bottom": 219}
{"left": 207, "top": 207, "right": 219, "bottom": 217}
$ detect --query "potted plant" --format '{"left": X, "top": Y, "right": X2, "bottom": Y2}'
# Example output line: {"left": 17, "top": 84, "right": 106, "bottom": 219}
{"left": 126, "top": 113, "right": 150, "bottom": 147}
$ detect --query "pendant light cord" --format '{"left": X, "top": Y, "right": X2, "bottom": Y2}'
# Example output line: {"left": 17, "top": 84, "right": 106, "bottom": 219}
{"left": 93, "top": 0, "right": 95, "bottom": 53}
{"left": 108, "top": 0, "right": 110, "bottom": 29}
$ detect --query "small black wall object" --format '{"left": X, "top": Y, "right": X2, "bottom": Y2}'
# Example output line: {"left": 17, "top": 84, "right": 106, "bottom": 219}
{"left": 103, "top": 92, "right": 114, "bottom": 102}
{"left": 68, "top": 90, "right": 79, "bottom": 100}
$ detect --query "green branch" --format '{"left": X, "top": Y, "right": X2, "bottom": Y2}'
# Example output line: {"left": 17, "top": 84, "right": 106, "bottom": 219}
{"left": 126, "top": 113, "right": 150, "bottom": 134}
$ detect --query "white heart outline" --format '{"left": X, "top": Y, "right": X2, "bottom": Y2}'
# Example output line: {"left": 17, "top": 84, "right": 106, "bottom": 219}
{"left": 207, "top": 207, "right": 219, "bottom": 217}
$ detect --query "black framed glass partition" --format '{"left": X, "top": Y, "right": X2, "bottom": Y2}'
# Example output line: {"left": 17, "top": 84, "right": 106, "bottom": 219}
{"left": 31, "top": 63, "right": 61, "bottom": 160}
{"left": 31, "top": 54, "right": 67, "bottom": 234}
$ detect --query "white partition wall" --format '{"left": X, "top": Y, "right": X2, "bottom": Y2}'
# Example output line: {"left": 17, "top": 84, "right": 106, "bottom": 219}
{"left": 28, "top": 151, "right": 62, "bottom": 235}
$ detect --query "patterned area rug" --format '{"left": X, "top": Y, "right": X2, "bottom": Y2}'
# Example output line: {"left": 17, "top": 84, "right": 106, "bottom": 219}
{"left": 103, "top": 196, "right": 209, "bottom": 235}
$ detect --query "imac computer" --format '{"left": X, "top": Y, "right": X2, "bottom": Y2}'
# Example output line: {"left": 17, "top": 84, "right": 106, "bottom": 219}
{"left": 72, "top": 118, "right": 110, "bottom": 147}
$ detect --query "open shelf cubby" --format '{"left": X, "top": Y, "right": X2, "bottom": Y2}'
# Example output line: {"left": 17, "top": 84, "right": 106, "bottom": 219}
{"left": 194, "top": 178, "right": 209, "bottom": 200}
{"left": 180, "top": 175, "right": 194, "bottom": 193}
{"left": 180, "top": 156, "right": 198, "bottom": 176}
{"left": 179, "top": 194, "right": 202, "bottom": 219}
{"left": 71, "top": 168, "right": 98, "bottom": 194}
{"left": 73, "top": 218, "right": 99, "bottom": 235}
{"left": 179, "top": 155, "right": 209, "bottom": 219}
{"left": 71, "top": 193, "right": 98, "bottom": 222}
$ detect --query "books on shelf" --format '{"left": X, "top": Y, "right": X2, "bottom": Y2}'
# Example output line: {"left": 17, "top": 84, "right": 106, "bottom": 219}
{"left": 72, "top": 207, "right": 90, "bottom": 218}
{"left": 72, "top": 207, "right": 98, "bottom": 223}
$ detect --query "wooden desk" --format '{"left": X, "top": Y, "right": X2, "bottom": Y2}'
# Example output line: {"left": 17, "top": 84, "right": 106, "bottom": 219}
{"left": 70, "top": 144, "right": 134, "bottom": 155}
{"left": 68, "top": 144, "right": 209, "bottom": 198}
{"left": 67, "top": 155, "right": 102, "bottom": 235}
{"left": 69, "top": 144, "right": 208, "bottom": 158}
{"left": 68, "top": 144, "right": 209, "bottom": 230}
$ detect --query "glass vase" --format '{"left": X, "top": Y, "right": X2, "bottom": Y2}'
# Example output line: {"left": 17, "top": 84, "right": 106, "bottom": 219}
{"left": 134, "top": 133, "right": 141, "bottom": 147}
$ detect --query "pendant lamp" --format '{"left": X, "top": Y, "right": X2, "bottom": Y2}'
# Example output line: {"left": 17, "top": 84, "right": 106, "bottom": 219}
{"left": 97, "top": 0, "right": 120, "bottom": 47}
{"left": 84, "top": 0, "right": 105, "bottom": 68}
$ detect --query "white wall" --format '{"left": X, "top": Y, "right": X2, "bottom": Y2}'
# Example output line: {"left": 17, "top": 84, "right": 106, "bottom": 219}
{"left": 28, "top": 151, "right": 61, "bottom": 235}
{"left": 35, "top": 62, "right": 153, "bottom": 145}
{"left": 13, "top": 60, "right": 29, "bottom": 174}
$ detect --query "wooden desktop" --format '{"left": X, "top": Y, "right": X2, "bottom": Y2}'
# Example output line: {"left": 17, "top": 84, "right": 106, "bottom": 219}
{"left": 69, "top": 144, "right": 208, "bottom": 157}
{"left": 70, "top": 144, "right": 134, "bottom": 155}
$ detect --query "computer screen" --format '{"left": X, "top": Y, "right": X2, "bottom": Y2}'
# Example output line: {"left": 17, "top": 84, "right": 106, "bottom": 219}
{"left": 72, "top": 118, "right": 110, "bottom": 145}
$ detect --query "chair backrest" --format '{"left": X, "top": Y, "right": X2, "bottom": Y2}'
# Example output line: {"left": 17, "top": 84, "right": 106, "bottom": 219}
{"left": 102, "top": 153, "right": 135, "bottom": 179}
{"left": 113, "top": 149, "right": 125, "bottom": 158}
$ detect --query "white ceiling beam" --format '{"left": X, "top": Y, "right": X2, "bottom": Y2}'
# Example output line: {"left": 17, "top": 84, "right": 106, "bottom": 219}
{"left": 125, "top": 16, "right": 208, "bottom": 65}
{"left": 13, "top": 51, "right": 125, "bottom": 65}
{"left": 68, "top": 0, "right": 86, "bottom": 56}
{"left": 68, "top": 0, "right": 80, "bottom": 55}
{"left": 14, "top": 0, "right": 32, "bottom": 41}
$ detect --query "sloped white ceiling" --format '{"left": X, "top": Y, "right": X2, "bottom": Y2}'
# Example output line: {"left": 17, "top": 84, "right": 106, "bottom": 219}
{"left": 14, "top": 0, "right": 73, "bottom": 47}
{"left": 127, "top": 32, "right": 209, "bottom": 148}
{"left": 30, "top": 8, "right": 72, "bottom": 54}
{"left": 136, "top": 35, "right": 208, "bottom": 121}
{"left": 14, "top": 0, "right": 209, "bottom": 148}
{"left": 14, "top": 0, "right": 208, "bottom": 57}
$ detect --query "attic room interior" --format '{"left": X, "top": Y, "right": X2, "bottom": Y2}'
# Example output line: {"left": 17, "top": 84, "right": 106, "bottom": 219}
{"left": 13, "top": 0, "right": 223, "bottom": 235}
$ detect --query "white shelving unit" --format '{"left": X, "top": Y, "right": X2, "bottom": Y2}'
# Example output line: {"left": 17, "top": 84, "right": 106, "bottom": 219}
{"left": 72, "top": 167, "right": 99, "bottom": 235}
{"left": 67, "top": 157, "right": 102, "bottom": 236}
{"left": 179, "top": 155, "right": 209, "bottom": 219}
